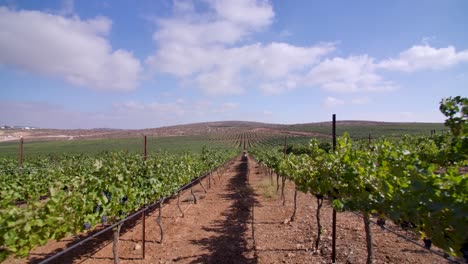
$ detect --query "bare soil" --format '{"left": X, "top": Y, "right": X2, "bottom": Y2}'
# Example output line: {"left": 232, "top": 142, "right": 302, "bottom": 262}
{"left": 6, "top": 157, "right": 452, "bottom": 264}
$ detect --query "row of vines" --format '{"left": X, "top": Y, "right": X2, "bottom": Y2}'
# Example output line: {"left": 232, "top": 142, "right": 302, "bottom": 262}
{"left": 0, "top": 147, "right": 236, "bottom": 262}
{"left": 251, "top": 96, "right": 468, "bottom": 263}
{"left": 0, "top": 126, "right": 295, "bottom": 262}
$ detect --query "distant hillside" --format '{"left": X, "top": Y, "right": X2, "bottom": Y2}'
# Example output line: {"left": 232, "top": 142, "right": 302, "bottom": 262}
{"left": 0, "top": 120, "right": 447, "bottom": 143}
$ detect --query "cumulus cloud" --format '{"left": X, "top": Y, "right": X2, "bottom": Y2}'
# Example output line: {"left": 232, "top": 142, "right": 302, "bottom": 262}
{"left": 147, "top": 1, "right": 468, "bottom": 97}
{"left": 2, "top": 1, "right": 466, "bottom": 100}
{"left": 322, "top": 96, "right": 372, "bottom": 108}
{"left": 146, "top": 0, "right": 334, "bottom": 95}
{"left": 259, "top": 75, "right": 300, "bottom": 95}
{"left": 0, "top": 7, "right": 142, "bottom": 91}
{"left": 323, "top": 96, "right": 345, "bottom": 108}
{"left": 147, "top": 0, "right": 445, "bottom": 96}
{"left": 306, "top": 55, "right": 397, "bottom": 93}
{"left": 378, "top": 45, "right": 468, "bottom": 72}
{"left": 303, "top": 44, "right": 468, "bottom": 94}
{"left": 195, "top": 67, "right": 244, "bottom": 95}
{"left": 209, "top": 0, "right": 274, "bottom": 29}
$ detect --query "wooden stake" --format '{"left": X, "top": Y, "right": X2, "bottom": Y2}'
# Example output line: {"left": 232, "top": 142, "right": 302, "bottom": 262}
{"left": 18, "top": 137, "right": 23, "bottom": 172}
{"left": 142, "top": 211, "right": 146, "bottom": 259}
{"left": 143, "top": 135, "right": 147, "bottom": 160}
{"left": 113, "top": 224, "right": 122, "bottom": 264}
{"left": 332, "top": 114, "right": 337, "bottom": 264}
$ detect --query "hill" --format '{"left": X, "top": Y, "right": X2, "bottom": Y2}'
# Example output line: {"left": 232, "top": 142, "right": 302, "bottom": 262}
{"left": 0, "top": 120, "right": 447, "bottom": 143}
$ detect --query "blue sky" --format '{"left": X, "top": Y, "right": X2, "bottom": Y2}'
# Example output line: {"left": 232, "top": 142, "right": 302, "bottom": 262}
{"left": 0, "top": 0, "right": 467, "bottom": 129}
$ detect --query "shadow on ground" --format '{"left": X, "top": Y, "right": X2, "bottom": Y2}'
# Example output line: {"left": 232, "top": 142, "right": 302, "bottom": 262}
{"left": 186, "top": 158, "right": 259, "bottom": 264}
{"left": 27, "top": 158, "right": 258, "bottom": 264}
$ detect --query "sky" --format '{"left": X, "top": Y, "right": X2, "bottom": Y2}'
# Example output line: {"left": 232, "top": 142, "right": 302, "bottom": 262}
{"left": 0, "top": 0, "right": 467, "bottom": 129}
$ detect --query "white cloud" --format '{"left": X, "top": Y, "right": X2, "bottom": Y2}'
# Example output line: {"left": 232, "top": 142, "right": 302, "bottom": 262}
{"left": 195, "top": 67, "right": 244, "bottom": 95}
{"left": 254, "top": 42, "right": 334, "bottom": 79}
{"left": 323, "top": 96, "right": 345, "bottom": 108}
{"left": 148, "top": 12, "right": 466, "bottom": 96}
{"left": 146, "top": 0, "right": 334, "bottom": 95}
{"left": 209, "top": 0, "right": 274, "bottom": 29}
{"left": 150, "top": 0, "right": 273, "bottom": 48}
{"left": 259, "top": 76, "right": 299, "bottom": 95}
{"left": 306, "top": 55, "right": 397, "bottom": 93}
{"left": 301, "top": 44, "right": 468, "bottom": 94}
{"left": 378, "top": 45, "right": 468, "bottom": 72}
{"left": 0, "top": 7, "right": 142, "bottom": 91}
{"left": 322, "top": 96, "right": 371, "bottom": 108}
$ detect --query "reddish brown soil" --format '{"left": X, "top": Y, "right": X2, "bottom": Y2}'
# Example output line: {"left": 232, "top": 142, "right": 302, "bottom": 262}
{"left": 6, "top": 157, "right": 452, "bottom": 264}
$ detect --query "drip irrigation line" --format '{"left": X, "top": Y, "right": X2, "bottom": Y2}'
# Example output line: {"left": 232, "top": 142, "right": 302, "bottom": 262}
{"left": 37, "top": 155, "right": 238, "bottom": 264}
{"left": 38, "top": 199, "right": 160, "bottom": 264}
{"left": 350, "top": 211, "right": 460, "bottom": 264}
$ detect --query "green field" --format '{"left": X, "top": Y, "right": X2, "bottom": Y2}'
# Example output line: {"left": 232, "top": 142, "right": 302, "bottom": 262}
{"left": 0, "top": 135, "right": 237, "bottom": 159}
{"left": 0, "top": 122, "right": 449, "bottom": 159}
{"left": 283, "top": 122, "right": 447, "bottom": 138}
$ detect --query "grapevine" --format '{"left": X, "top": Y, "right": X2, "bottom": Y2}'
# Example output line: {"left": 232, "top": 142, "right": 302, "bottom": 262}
{"left": 0, "top": 148, "right": 236, "bottom": 262}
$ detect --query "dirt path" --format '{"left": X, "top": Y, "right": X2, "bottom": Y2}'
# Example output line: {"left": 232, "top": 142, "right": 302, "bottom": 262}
{"left": 141, "top": 157, "right": 257, "bottom": 264}
{"left": 12, "top": 156, "right": 452, "bottom": 264}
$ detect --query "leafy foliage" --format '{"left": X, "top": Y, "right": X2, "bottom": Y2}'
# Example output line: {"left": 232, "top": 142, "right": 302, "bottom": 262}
{"left": 251, "top": 108, "right": 468, "bottom": 258}
{"left": 440, "top": 96, "right": 468, "bottom": 163}
{"left": 0, "top": 148, "right": 235, "bottom": 261}
{"left": 252, "top": 135, "right": 468, "bottom": 255}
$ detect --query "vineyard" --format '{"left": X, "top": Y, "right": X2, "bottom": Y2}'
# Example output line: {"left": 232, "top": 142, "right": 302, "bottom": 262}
{"left": 250, "top": 97, "right": 467, "bottom": 263}
{"left": 0, "top": 97, "right": 466, "bottom": 263}
{"left": 252, "top": 133, "right": 467, "bottom": 263}
{"left": 0, "top": 131, "right": 291, "bottom": 263}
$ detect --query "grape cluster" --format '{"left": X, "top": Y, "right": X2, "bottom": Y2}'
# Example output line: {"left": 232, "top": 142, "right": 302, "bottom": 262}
{"left": 422, "top": 238, "right": 432, "bottom": 249}
{"left": 119, "top": 196, "right": 128, "bottom": 204}
{"left": 102, "top": 190, "right": 111, "bottom": 201}
{"left": 94, "top": 204, "right": 102, "bottom": 213}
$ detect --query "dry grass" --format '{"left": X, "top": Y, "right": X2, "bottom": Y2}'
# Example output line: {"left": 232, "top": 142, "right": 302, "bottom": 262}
{"left": 256, "top": 178, "right": 277, "bottom": 199}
